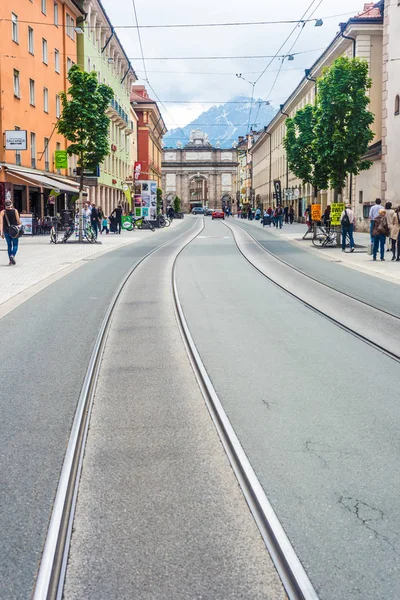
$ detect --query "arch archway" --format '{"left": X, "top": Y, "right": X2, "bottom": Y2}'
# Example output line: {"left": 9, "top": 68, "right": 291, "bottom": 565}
{"left": 190, "top": 175, "right": 208, "bottom": 207}
{"left": 221, "top": 194, "right": 232, "bottom": 210}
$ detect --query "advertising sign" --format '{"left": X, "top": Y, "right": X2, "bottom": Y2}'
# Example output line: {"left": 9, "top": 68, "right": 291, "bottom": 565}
{"left": 273, "top": 180, "right": 282, "bottom": 203}
{"left": 76, "top": 166, "right": 100, "bottom": 178}
{"left": 5, "top": 130, "right": 27, "bottom": 150}
{"left": 134, "top": 162, "right": 142, "bottom": 180}
{"left": 20, "top": 213, "right": 33, "bottom": 235}
{"left": 121, "top": 215, "right": 132, "bottom": 230}
{"left": 55, "top": 150, "right": 68, "bottom": 169}
{"left": 134, "top": 180, "right": 157, "bottom": 220}
{"left": 311, "top": 204, "right": 322, "bottom": 222}
{"left": 330, "top": 203, "right": 345, "bottom": 226}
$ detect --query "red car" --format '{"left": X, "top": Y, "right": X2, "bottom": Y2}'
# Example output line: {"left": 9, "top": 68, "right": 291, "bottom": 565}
{"left": 212, "top": 209, "right": 225, "bottom": 220}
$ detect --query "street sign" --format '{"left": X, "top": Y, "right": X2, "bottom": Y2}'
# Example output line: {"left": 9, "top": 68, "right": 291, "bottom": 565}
{"left": 330, "top": 202, "right": 345, "bottom": 226}
{"left": 76, "top": 166, "right": 100, "bottom": 177}
{"left": 55, "top": 150, "right": 68, "bottom": 169}
{"left": 5, "top": 130, "right": 27, "bottom": 150}
{"left": 311, "top": 204, "right": 322, "bottom": 221}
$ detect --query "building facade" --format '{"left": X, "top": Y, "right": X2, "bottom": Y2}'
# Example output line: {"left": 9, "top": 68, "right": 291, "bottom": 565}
{"left": 131, "top": 85, "right": 167, "bottom": 189}
{"left": 162, "top": 130, "right": 238, "bottom": 212}
{"left": 0, "top": 0, "right": 85, "bottom": 215}
{"left": 381, "top": 0, "right": 400, "bottom": 203}
{"left": 251, "top": 3, "right": 384, "bottom": 229}
{"left": 77, "top": 0, "right": 137, "bottom": 214}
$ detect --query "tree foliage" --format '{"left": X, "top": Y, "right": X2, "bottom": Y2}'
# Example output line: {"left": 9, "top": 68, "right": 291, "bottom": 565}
{"left": 314, "top": 56, "right": 374, "bottom": 196}
{"left": 284, "top": 104, "right": 328, "bottom": 194}
{"left": 57, "top": 65, "right": 114, "bottom": 192}
{"left": 283, "top": 56, "right": 375, "bottom": 199}
{"left": 173, "top": 196, "right": 181, "bottom": 213}
{"left": 156, "top": 187, "right": 163, "bottom": 214}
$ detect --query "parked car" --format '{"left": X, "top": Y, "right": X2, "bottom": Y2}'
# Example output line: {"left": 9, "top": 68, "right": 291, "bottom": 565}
{"left": 191, "top": 207, "right": 204, "bottom": 215}
{"left": 212, "top": 209, "right": 225, "bottom": 220}
{"left": 205, "top": 207, "right": 215, "bottom": 216}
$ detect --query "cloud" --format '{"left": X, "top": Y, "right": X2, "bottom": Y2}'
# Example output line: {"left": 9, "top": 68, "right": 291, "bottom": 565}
{"left": 101, "top": 0, "right": 363, "bottom": 128}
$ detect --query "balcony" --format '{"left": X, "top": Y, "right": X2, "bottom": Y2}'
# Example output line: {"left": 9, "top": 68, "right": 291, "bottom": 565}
{"left": 106, "top": 98, "right": 129, "bottom": 127}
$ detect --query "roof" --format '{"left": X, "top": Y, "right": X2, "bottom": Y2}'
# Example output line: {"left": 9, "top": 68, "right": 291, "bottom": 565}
{"left": 355, "top": 2, "right": 383, "bottom": 18}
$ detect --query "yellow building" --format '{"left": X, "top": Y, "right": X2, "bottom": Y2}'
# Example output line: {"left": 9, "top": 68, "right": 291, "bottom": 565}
{"left": 251, "top": 4, "right": 383, "bottom": 228}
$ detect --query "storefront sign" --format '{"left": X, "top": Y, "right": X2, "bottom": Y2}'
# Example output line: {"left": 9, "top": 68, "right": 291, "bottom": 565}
{"left": 122, "top": 183, "right": 132, "bottom": 208}
{"left": 311, "top": 204, "right": 322, "bottom": 221}
{"left": 55, "top": 150, "right": 68, "bottom": 169}
{"left": 134, "top": 162, "right": 142, "bottom": 180}
{"left": 122, "top": 215, "right": 132, "bottom": 230}
{"left": 330, "top": 203, "right": 345, "bottom": 226}
{"left": 20, "top": 213, "right": 33, "bottom": 234}
{"left": 76, "top": 166, "right": 100, "bottom": 178}
{"left": 273, "top": 180, "right": 282, "bottom": 203}
{"left": 5, "top": 130, "right": 27, "bottom": 150}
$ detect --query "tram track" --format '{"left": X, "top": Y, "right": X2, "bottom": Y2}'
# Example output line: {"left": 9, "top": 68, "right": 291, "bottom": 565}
{"left": 34, "top": 214, "right": 320, "bottom": 600}
{"left": 222, "top": 220, "right": 400, "bottom": 364}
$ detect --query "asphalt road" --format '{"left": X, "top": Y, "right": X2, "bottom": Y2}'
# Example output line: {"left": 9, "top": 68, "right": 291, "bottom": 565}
{"left": 175, "top": 218, "right": 400, "bottom": 600}
{"left": 63, "top": 217, "right": 286, "bottom": 600}
{"left": 233, "top": 218, "right": 400, "bottom": 317}
{"left": 0, "top": 218, "right": 194, "bottom": 600}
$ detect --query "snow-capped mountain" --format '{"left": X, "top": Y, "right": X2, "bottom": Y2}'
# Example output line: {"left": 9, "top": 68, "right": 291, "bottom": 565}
{"left": 163, "top": 96, "right": 277, "bottom": 149}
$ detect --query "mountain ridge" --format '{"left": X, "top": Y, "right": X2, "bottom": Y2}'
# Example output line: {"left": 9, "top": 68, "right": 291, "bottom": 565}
{"left": 163, "top": 96, "right": 277, "bottom": 149}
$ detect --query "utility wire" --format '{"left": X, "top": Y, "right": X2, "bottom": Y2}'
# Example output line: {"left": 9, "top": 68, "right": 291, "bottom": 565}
{"left": 131, "top": 0, "right": 148, "bottom": 81}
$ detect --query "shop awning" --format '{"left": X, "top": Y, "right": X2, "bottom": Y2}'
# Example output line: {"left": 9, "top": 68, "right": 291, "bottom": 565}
{"left": 6, "top": 169, "right": 79, "bottom": 194}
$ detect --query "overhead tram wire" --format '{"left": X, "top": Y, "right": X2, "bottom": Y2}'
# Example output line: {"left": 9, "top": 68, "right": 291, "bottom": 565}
{"left": 245, "top": 0, "right": 321, "bottom": 134}
{"left": 130, "top": 0, "right": 189, "bottom": 140}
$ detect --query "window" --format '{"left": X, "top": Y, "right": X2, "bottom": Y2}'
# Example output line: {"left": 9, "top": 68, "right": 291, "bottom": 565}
{"left": 43, "top": 87, "right": 49, "bottom": 112}
{"left": 13, "top": 69, "right": 20, "bottom": 98}
{"left": 15, "top": 127, "right": 21, "bottom": 166}
{"left": 88, "top": 57, "right": 91, "bottom": 71}
{"left": 41, "top": 0, "right": 47, "bottom": 15}
{"left": 66, "top": 14, "right": 75, "bottom": 39}
{"left": 395, "top": 95, "right": 400, "bottom": 116}
{"left": 12, "top": 13, "right": 19, "bottom": 43}
{"left": 67, "top": 57, "right": 73, "bottom": 72}
{"left": 29, "top": 79, "right": 35, "bottom": 106}
{"left": 56, "top": 94, "right": 61, "bottom": 118}
{"left": 42, "top": 38, "right": 48, "bottom": 64}
{"left": 44, "top": 138, "right": 49, "bottom": 171}
{"left": 54, "top": 2, "right": 59, "bottom": 26}
{"left": 28, "top": 27, "right": 34, "bottom": 54}
{"left": 31, "top": 133, "right": 36, "bottom": 168}
{"left": 55, "top": 49, "right": 60, "bottom": 73}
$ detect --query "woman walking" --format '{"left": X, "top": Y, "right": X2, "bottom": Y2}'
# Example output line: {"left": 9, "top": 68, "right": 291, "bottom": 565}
{"left": 372, "top": 208, "right": 390, "bottom": 261}
{"left": 0, "top": 199, "right": 22, "bottom": 265}
{"left": 390, "top": 207, "right": 400, "bottom": 261}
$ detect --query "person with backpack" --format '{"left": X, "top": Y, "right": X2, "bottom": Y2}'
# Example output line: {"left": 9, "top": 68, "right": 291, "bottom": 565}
{"left": 0, "top": 199, "right": 22, "bottom": 265}
{"left": 372, "top": 208, "right": 390, "bottom": 261}
{"left": 340, "top": 204, "right": 355, "bottom": 252}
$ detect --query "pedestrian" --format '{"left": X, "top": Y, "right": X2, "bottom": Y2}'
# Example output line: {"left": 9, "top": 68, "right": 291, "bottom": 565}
{"left": 289, "top": 204, "right": 294, "bottom": 224}
{"left": 237, "top": 207, "right": 242, "bottom": 219}
{"left": 385, "top": 201, "right": 395, "bottom": 252}
{"left": 372, "top": 208, "right": 390, "bottom": 261}
{"left": 167, "top": 204, "right": 174, "bottom": 220}
{"left": 0, "top": 199, "right": 22, "bottom": 265}
{"left": 276, "top": 205, "right": 283, "bottom": 229}
{"left": 305, "top": 206, "right": 312, "bottom": 232}
{"left": 111, "top": 204, "right": 123, "bottom": 234}
{"left": 90, "top": 203, "right": 100, "bottom": 239}
{"left": 340, "top": 204, "right": 355, "bottom": 252}
{"left": 322, "top": 205, "right": 331, "bottom": 230}
{"left": 101, "top": 215, "right": 110, "bottom": 235}
{"left": 369, "top": 198, "right": 382, "bottom": 240}
{"left": 390, "top": 206, "right": 400, "bottom": 261}
{"left": 284, "top": 205, "right": 289, "bottom": 224}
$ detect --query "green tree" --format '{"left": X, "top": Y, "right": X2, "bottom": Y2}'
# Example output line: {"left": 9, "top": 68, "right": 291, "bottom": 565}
{"left": 314, "top": 56, "right": 374, "bottom": 200}
{"left": 284, "top": 104, "right": 328, "bottom": 199}
{"left": 57, "top": 65, "right": 114, "bottom": 238}
{"left": 173, "top": 196, "right": 181, "bottom": 213}
{"left": 157, "top": 187, "right": 163, "bottom": 215}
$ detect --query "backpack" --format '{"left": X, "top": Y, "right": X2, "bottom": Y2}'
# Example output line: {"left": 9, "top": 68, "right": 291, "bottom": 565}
{"left": 342, "top": 210, "right": 350, "bottom": 227}
{"left": 277, "top": 207, "right": 283, "bottom": 216}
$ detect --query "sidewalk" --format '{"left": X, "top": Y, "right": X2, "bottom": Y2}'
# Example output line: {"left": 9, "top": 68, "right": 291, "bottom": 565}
{"left": 238, "top": 219, "right": 400, "bottom": 285}
{"left": 0, "top": 223, "right": 183, "bottom": 316}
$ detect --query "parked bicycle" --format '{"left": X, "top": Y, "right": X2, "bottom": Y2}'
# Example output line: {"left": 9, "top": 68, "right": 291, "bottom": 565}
{"left": 125, "top": 216, "right": 155, "bottom": 232}
{"left": 61, "top": 220, "right": 96, "bottom": 243}
{"left": 158, "top": 214, "right": 171, "bottom": 228}
{"left": 312, "top": 225, "right": 337, "bottom": 247}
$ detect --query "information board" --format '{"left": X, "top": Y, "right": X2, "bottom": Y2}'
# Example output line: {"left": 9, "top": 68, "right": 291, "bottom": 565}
{"left": 330, "top": 203, "right": 345, "bottom": 226}
{"left": 311, "top": 204, "right": 322, "bottom": 221}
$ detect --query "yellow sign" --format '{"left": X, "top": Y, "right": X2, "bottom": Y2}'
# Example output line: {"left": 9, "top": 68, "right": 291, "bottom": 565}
{"left": 330, "top": 203, "right": 345, "bottom": 226}
{"left": 311, "top": 204, "right": 322, "bottom": 221}
{"left": 122, "top": 183, "right": 132, "bottom": 208}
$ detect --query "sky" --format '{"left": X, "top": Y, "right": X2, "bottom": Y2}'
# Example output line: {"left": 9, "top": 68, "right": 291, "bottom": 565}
{"left": 101, "top": 0, "right": 366, "bottom": 129}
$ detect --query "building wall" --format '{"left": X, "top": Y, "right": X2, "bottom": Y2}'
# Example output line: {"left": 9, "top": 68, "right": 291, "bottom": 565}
{"left": 382, "top": 2, "right": 400, "bottom": 204}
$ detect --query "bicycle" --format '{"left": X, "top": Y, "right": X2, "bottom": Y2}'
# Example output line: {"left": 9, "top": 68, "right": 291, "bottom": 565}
{"left": 158, "top": 214, "right": 171, "bottom": 228}
{"left": 125, "top": 216, "right": 155, "bottom": 232}
{"left": 49, "top": 217, "right": 59, "bottom": 244}
{"left": 61, "top": 221, "right": 96, "bottom": 243}
{"left": 312, "top": 225, "right": 337, "bottom": 247}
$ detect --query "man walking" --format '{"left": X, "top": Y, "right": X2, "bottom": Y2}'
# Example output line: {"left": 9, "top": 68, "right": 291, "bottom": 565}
{"left": 90, "top": 203, "right": 100, "bottom": 239}
{"left": 111, "top": 204, "right": 123, "bottom": 234}
{"left": 369, "top": 198, "right": 381, "bottom": 240}
{"left": 340, "top": 204, "right": 356, "bottom": 252}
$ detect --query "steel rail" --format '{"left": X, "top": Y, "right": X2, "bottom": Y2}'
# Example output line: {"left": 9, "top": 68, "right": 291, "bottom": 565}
{"left": 33, "top": 219, "right": 199, "bottom": 600}
{"left": 223, "top": 220, "right": 400, "bottom": 364}
{"left": 172, "top": 225, "right": 320, "bottom": 600}
{"left": 232, "top": 219, "right": 400, "bottom": 321}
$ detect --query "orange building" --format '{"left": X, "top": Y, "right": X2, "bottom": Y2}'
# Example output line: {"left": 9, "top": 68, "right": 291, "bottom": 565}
{"left": 0, "top": 0, "right": 84, "bottom": 216}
